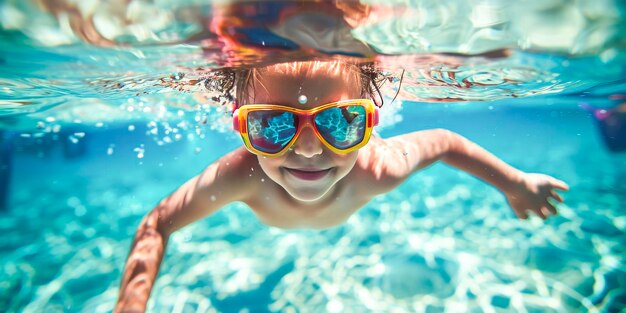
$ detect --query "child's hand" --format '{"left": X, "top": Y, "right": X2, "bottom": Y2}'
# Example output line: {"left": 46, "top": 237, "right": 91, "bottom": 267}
{"left": 505, "top": 173, "right": 569, "bottom": 220}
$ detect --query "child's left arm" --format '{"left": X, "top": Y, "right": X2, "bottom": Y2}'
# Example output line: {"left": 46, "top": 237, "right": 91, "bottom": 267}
{"left": 384, "top": 129, "right": 569, "bottom": 219}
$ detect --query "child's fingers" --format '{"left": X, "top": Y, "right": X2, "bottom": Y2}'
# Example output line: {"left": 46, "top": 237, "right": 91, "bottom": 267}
{"left": 544, "top": 201, "right": 557, "bottom": 215}
{"left": 551, "top": 179, "right": 569, "bottom": 191}
{"left": 532, "top": 205, "right": 547, "bottom": 220}
{"left": 535, "top": 209, "right": 547, "bottom": 220}
{"left": 550, "top": 190, "right": 564, "bottom": 203}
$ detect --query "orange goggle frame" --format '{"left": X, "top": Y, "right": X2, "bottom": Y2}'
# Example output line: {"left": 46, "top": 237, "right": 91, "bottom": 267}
{"left": 232, "top": 99, "right": 379, "bottom": 157}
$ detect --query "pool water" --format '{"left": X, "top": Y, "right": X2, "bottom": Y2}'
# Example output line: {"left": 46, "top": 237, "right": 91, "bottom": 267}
{"left": 1, "top": 1, "right": 626, "bottom": 312}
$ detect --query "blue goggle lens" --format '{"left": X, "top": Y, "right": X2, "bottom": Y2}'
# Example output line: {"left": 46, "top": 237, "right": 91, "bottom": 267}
{"left": 247, "top": 110, "right": 297, "bottom": 153}
{"left": 314, "top": 105, "right": 366, "bottom": 149}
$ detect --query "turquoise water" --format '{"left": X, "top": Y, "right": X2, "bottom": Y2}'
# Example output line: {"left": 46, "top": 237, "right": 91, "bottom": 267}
{"left": 1, "top": 1, "right": 626, "bottom": 312}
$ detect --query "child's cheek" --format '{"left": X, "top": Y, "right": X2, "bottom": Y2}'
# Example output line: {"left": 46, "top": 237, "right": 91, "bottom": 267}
{"left": 331, "top": 151, "right": 359, "bottom": 176}
{"left": 257, "top": 156, "right": 285, "bottom": 178}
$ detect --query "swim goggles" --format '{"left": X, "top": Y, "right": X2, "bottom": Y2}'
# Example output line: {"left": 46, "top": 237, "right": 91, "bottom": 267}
{"left": 232, "top": 99, "right": 379, "bottom": 156}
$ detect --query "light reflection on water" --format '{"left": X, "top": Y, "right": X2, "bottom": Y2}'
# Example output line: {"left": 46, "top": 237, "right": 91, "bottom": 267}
{"left": 1, "top": 0, "right": 625, "bottom": 119}
{"left": 1, "top": 1, "right": 626, "bottom": 312}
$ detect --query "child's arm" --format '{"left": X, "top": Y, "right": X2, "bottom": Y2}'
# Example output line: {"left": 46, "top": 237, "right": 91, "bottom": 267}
{"left": 380, "top": 129, "right": 568, "bottom": 219}
{"left": 114, "top": 149, "right": 255, "bottom": 312}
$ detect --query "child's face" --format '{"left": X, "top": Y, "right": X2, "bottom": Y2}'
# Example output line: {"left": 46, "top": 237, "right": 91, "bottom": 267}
{"left": 244, "top": 64, "right": 362, "bottom": 202}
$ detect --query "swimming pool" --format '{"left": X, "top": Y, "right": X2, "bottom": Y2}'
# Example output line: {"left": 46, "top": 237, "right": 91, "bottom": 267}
{"left": 1, "top": 1, "right": 625, "bottom": 312}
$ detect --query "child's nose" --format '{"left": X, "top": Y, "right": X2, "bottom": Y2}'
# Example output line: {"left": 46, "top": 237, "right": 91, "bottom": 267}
{"left": 292, "top": 126, "right": 323, "bottom": 158}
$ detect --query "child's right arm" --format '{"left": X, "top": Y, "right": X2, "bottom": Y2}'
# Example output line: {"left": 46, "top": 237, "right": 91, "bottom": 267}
{"left": 114, "top": 149, "right": 255, "bottom": 312}
{"left": 365, "top": 129, "right": 568, "bottom": 220}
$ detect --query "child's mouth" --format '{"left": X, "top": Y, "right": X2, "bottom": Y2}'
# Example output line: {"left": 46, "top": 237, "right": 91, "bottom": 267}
{"left": 284, "top": 167, "right": 332, "bottom": 181}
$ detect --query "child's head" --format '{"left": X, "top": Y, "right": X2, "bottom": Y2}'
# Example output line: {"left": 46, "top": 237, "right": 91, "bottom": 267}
{"left": 230, "top": 60, "right": 382, "bottom": 202}
{"left": 234, "top": 60, "right": 382, "bottom": 107}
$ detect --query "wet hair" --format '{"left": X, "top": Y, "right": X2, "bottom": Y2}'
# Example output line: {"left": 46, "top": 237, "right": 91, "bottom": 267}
{"left": 204, "top": 60, "right": 394, "bottom": 109}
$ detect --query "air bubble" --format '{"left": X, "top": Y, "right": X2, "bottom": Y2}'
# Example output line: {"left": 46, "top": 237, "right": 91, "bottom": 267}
{"left": 68, "top": 135, "right": 81, "bottom": 144}
{"left": 134, "top": 145, "right": 145, "bottom": 159}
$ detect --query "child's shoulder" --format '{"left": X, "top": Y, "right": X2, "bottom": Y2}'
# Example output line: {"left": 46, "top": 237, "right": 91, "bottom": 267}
{"left": 216, "top": 148, "right": 259, "bottom": 175}
{"left": 351, "top": 136, "right": 412, "bottom": 194}
{"left": 204, "top": 148, "right": 259, "bottom": 189}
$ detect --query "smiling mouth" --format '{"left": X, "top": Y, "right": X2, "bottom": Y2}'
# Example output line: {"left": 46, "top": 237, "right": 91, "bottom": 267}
{"left": 284, "top": 167, "right": 333, "bottom": 181}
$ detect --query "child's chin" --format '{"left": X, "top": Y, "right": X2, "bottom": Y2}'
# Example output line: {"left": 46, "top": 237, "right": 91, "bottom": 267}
{"left": 286, "top": 186, "right": 332, "bottom": 202}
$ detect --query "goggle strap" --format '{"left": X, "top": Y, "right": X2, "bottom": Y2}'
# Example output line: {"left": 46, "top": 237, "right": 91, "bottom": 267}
{"left": 374, "top": 107, "right": 379, "bottom": 126}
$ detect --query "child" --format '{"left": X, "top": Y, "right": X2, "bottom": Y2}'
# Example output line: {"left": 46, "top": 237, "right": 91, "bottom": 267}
{"left": 114, "top": 60, "right": 569, "bottom": 312}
